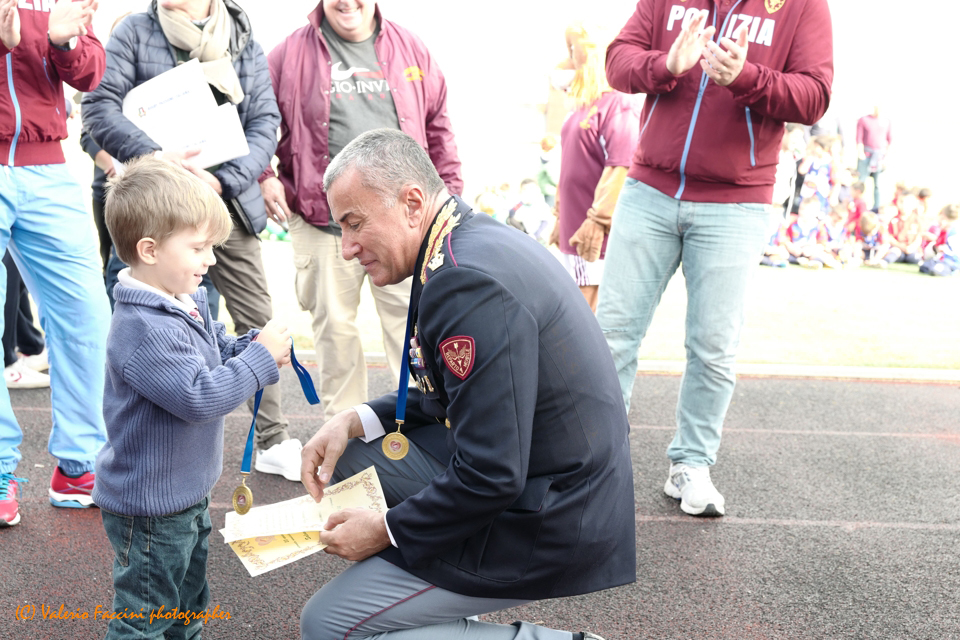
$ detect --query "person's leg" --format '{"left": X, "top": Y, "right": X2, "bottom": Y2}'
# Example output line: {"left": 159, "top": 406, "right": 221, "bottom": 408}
{"left": 332, "top": 425, "right": 448, "bottom": 507}
{"left": 7, "top": 164, "right": 110, "bottom": 477}
{"left": 101, "top": 498, "right": 211, "bottom": 639}
{"left": 871, "top": 170, "right": 882, "bottom": 211}
{"left": 578, "top": 285, "right": 599, "bottom": 312}
{"left": 668, "top": 200, "right": 769, "bottom": 468}
{"left": 596, "top": 179, "right": 683, "bottom": 412}
{"left": 288, "top": 215, "right": 367, "bottom": 420}
{"left": 169, "top": 497, "right": 212, "bottom": 640}
{"left": 301, "top": 556, "right": 571, "bottom": 640}
{"left": 104, "top": 246, "right": 124, "bottom": 310}
{"left": 368, "top": 276, "right": 412, "bottom": 388}
{"left": 91, "top": 195, "right": 111, "bottom": 270}
{"left": 2, "top": 251, "right": 20, "bottom": 368}
{"left": 0, "top": 173, "right": 24, "bottom": 474}
{"left": 15, "top": 273, "right": 46, "bottom": 357}
{"left": 208, "top": 222, "right": 290, "bottom": 449}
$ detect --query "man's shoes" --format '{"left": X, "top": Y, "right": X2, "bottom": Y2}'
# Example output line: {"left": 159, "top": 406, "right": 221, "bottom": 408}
{"left": 49, "top": 467, "right": 96, "bottom": 508}
{"left": 4, "top": 359, "right": 51, "bottom": 389}
{"left": 255, "top": 438, "right": 303, "bottom": 481}
{"left": 664, "top": 463, "right": 725, "bottom": 516}
{"left": 20, "top": 348, "right": 49, "bottom": 373}
{"left": 0, "top": 473, "right": 25, "bottom": 527}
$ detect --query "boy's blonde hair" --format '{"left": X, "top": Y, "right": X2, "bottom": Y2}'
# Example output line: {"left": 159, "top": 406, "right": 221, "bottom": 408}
{"left": 860, "top": 211, "right": 878, "bottom": 235}
{"left": 105, "top": 155, "right": 232, "bottom": 265}
{"left": 941, "top": 204, "right": 959, "bottom": 222}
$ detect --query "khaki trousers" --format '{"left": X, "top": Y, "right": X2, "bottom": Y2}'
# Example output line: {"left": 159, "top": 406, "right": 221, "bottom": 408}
{"left": 288, "top": 214, "right": 408, "bottom": 420}
{"left": 208, "top": 220, "right": 288, "bottom": 449}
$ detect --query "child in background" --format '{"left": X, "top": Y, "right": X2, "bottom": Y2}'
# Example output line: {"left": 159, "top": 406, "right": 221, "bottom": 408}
{"left": 916, "top": 187, "right": 933, "bottom": 221}
{"left": 508, "top": 178, "right": 554, "bottom": 243}
{"left": 921, "top": 203, "right": 954, "bottom": 260}
{"left": 855, "top": 211, "right": 889, "bottom": 267}
{"left": 919, "top": 204, "right": 959, "bottom": 276}
{"left": 95, "top": 157, "right": 291, "bottom": 638}
{"left": 784, "top": 197, "right": 841, "bottom": 269}
{"left": 760, "top": 214, "right": 789, "bottom": 268}
{"left": 884, "top": 191, "right": 923, "bottom": 264}
{"left": 845, "top": 181, "right": 868, "bottom": 234}
{"left": 822, "top": 203, "right": 856, "bottom": 265}
{"left": 798, "top": 135, "right": 836, "bottom": 213}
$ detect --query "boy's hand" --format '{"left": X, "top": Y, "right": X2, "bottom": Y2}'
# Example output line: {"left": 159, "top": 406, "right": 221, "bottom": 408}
{"left": 48, "top": 0, "right": 98, "bottom": 47}
{"left": 1, "top": 0, "right": 21, "bottom": 50}
{"left": 258, "top": 319, "right": 291, "bottom": 366}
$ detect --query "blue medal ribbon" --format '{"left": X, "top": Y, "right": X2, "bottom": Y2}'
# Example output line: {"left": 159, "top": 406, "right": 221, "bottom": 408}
{"left": 240, "top": 344, "right": 319, "bottom": 474}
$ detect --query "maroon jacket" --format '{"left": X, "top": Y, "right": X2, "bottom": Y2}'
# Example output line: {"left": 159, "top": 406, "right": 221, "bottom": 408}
{"left": 607, "top": 0, "right": 833, "bottom": 204}
{"left": 0, "top": 2, "right": 104, "bottom": 166}
{"left": 261, "top": 3, "right": 462, "bottom": 228}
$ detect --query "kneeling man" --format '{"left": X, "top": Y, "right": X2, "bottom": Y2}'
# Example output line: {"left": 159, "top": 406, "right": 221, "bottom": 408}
{"left": 300, "top": 129, "right": 635, "bottom": 640}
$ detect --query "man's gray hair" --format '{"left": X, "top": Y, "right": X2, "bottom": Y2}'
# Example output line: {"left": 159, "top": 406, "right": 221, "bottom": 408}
{"left": 323, "top": 128, "right": 446, "bottom": 205}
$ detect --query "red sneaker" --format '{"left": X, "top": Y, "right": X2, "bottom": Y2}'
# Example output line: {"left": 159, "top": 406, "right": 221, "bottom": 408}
{"left": 49, "top": 467, "right": 96, "bottom": 508}
{"left": 1, "top": 473, "right": 24, "bottom": 526}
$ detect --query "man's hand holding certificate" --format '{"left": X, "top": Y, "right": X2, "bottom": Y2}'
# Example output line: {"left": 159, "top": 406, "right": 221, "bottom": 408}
{"left": 220, "top": 467, "right": 387, "bottom": 577}
{"left": 121, "top": 59, "right": 249, "bottom": 170}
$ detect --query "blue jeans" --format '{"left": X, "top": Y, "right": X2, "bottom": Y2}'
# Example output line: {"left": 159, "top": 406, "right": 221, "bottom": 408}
{"left": 101, "top": 496, "right": 212, "bottom": 639}
{"left": 856, "top": 156, "right": 882, "bottom": 210}
{"left": 596, "top": 179, "right": 769, "bottom": 467}
{"left": 0, "top": 164, "right": 110, "bottom": 475}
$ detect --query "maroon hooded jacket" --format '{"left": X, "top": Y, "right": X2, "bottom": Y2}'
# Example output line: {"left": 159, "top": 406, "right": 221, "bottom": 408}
{"left": 0, "top": 1, "right": 104, "bottom": 166}
{"left": 261, "top": 3, "right": 462, "bottom": 229}
{"left": 607, "top": 0, "right": 833, "bottom": 204}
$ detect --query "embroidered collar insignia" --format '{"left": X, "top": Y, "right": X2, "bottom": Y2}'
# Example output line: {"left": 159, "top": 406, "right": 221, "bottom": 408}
{"left": 420, "top": 198, "right": 461, "bottom": 285}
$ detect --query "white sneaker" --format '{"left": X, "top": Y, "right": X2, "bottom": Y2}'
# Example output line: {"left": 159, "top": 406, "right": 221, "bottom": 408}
{"left": 255, "top": 438, "right": 302, "bottom": 481}
{"left": 19, "top": 348, "right": 49, "bottom": 372}
{"left": 4, "top": 359, "right": 50, "bottom": 389}
{"left": 664, "top": 463, "right": 725, "bottom": 516}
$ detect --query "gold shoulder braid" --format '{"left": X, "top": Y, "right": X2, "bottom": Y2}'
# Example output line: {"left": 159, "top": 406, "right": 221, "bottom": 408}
{"left": 420, "top": 199, "right": 461, "bottom": 285}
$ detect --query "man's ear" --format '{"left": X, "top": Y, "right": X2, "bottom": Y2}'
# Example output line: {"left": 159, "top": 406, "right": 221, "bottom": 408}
{"left": 400, "top": 183, "right": 427, "bottom": 228}
{"left": 136, "top": 238, "right": 159, "bottom": 265}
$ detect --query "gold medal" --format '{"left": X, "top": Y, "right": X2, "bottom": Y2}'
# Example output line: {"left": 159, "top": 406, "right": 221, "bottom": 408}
{"left": 232, "top": 474, "right": 253, "bottom": 515}
{"left": 382, "top": 431, "right": 409, "bottom": 461}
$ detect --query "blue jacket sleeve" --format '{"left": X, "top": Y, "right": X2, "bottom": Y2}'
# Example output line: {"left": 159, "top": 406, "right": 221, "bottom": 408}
{"left": 80, "top": 18, "right": 164, "bottom": 162}
{"left": 122, "top": 326, "right": 279, "bottom": 424}
{"left": 213, "top": 39, "right": 280, "bottom": 201}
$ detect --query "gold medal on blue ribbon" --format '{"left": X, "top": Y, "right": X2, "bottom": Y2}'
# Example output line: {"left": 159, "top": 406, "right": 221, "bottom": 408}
{"left": 232, "top": 474, "right": 253, "bottom": 515}
{"left": 383, "top": 421, "right": 409, "bottom": 461}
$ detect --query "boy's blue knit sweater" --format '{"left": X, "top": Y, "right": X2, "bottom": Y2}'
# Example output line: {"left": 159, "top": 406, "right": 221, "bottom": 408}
{"left": 94, "top": 284, "right": 280, "bottom": 516}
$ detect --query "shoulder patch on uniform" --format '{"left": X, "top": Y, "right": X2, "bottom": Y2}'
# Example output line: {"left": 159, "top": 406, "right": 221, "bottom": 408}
{"left": 439, "top": 336, "right": 475, "bottom": 380}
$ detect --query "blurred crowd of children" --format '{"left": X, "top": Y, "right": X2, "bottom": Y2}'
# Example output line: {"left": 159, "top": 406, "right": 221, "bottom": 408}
{"left": 763, "top": 127, "right": 958, "bottom": 276}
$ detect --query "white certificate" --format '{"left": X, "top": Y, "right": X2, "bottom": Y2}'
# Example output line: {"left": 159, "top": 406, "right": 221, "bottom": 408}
{"left": 121, "top": 59, "right": 250, "bottom": 169}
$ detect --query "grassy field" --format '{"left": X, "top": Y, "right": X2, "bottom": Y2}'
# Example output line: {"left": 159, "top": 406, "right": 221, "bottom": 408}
{"left": 253, "top": 241, "right": 960, "bottom": 371}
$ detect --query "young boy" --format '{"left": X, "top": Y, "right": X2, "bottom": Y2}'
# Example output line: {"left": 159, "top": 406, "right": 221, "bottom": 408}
{"left": 846, "top": 181, "right": 868, "bottom": 234}
{"left": 785, "top": 197, "right": 841, "bottom": 269}
{"left": 919, "top": 204, "right": 960, "bottom": 277}
{"left": 94, "top": 157, "right": 291, "bottom": 638}
{"left": 855, "top": 211, "right": 890, "bottom": 267}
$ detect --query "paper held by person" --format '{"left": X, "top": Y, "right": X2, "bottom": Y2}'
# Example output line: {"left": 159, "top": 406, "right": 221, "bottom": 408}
{"left": 220, "top": 466, "right": 387, "bottom": 577}
{"left": 121, "top": 59, "right": 250, "bottom": 169}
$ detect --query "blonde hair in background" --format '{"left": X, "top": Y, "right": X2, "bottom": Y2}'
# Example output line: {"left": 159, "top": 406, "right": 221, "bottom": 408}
{"left": 105, "top": 155, "right": 232, "bottom": 265}
{"left": 566, "top": 22, "right": 614, "bottom": 108}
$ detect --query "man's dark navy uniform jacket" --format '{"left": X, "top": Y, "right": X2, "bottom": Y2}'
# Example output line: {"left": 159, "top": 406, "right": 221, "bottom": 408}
{"left": 368, "top": 196, "right": 636, "bottom": 600}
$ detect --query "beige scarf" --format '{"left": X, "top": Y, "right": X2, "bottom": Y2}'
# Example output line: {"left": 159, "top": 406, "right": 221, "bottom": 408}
{"left": 157, "top": 0, "right": 244, "bottom": 105}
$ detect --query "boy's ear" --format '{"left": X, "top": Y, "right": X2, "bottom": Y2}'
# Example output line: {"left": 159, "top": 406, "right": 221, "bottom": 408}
{"left": 136, "top": 238, "right": 159, "bottom": 265}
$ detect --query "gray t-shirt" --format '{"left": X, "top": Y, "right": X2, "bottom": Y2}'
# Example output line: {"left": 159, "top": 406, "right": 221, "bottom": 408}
{"left": 322, "top": 20, "right": 400, "bottom": 159}
{"left": 320, "top": 21, "right": 401, "bottom": 233}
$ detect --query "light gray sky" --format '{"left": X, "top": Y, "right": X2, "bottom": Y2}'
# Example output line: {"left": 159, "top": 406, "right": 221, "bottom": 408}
{"left": 90, "top": 1, "right": 960, "bottom": 205}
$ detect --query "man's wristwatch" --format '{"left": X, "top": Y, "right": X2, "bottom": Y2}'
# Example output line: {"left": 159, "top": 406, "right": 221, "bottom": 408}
{"left": 48, "top": 32, "right": 78, "bottom": 51}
